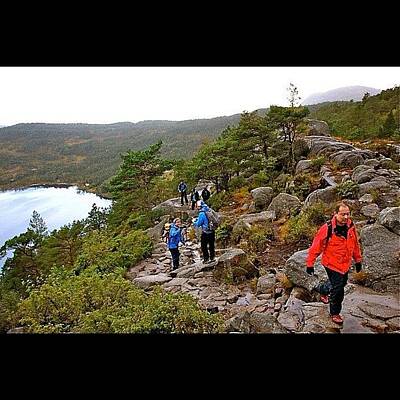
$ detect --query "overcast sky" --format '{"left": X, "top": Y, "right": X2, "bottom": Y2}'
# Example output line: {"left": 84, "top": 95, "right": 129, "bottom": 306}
{"left": 0, "top": 67, "right": 399, "bottom": 126}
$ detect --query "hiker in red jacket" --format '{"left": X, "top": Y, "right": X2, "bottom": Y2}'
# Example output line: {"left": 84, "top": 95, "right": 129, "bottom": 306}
{"left": 306, "top": 201, "right": 363, "bottom": 325}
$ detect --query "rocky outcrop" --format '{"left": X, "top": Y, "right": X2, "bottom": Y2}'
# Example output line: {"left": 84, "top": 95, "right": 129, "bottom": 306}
{"left": 306, "top": 119, "right": 330, "bottom": 136}
{"left": 304, "top": 186, "right": 338, "bottom": 208}
{"left": 250, "top": 187, "right": 274, "bottom": 211}
{"left": 267, "top": 193, "right": 301, "bottom": 219}
{"left": 360, "top": 222, "right": 400, "bottom": 293}
{"left": 295, "top": 160, "right": 314, "bottom": 175}
{"left": 378, "top": 207, "right": 400, "bottom": 235}
{"left": 283, "top": 249, "right": 327, "bottom": 292}
{"left": 232, "top": 211, "right": 275, "bottom": 240}
{"left": 214, "top": 248, "right": 258, "bottom": 282}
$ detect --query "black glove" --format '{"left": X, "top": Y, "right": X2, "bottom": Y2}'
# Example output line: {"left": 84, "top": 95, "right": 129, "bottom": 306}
{"left": 306, "top": 267, "right": 314, "bottom": 275}
{"left": 355, "top": 262, "right": 362, "bottom": 273}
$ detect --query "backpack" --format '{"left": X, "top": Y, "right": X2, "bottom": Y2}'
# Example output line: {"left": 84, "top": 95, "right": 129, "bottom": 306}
{"left": 324, "top": 220, "right": 353, "bottom": 249}
{"left": 205, "top": 209, "right": 221, "bottom": 231}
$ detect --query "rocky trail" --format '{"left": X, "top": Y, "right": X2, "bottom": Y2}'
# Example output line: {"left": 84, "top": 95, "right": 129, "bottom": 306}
{"left": 127, "top": 126, "right": 399, "bottom": 334}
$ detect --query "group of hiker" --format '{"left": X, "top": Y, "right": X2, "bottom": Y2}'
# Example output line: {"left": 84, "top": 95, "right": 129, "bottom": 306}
{"left": 164, "top": 181, "right": 217, "bottom": 270}
{"left": 178, "top": 180, "right": 210, "bottom": 209}
{"left": 168, "top": 181, "right": 363, "bottom": 327}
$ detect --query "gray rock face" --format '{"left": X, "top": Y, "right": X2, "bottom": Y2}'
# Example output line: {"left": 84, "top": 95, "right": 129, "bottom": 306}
{"left": 310, "top": 141, "right": 355, "bottom": 158}
{"left": 132, "top": 274, "right": 172, "bottom": 289}
{"left": 250, "top": 187, "right": 274, "bottom": 211}
{"left": 283, "top": 249, "right": 327, "bottom": 292}
{"left": 352, "top": 165, "right": 379, "bottom": 184}
{"left": 145, "top": 216, "right": 170, "bottom": 242}
{"left": 267, "top": 193, "right": 302, "bottom": 219}
{"left": 378, "top": 207, "right": 400, "bottom": 236}
{"left": 256, "top": 274, "right": 276, "bottom": 294}
{"left": 360, "top": 204, "right": 380, "bottom": 219}
{"left": 214, "top": 248, "right": 258, "bottom": 281}
{"left": 359, "top": 193, "right": 374, "bottom": 204}
{"left": 358, "top": 180, "right": 391, "bottom": 197}
{"left": 295, "top": 159, "right": 314, "bottom": 175}
{"left": 330, "top": 151, "right": 365, "bottom": 169}
{"left": 232, "top": 211, "right": 276, "bottom": 239}
{"left": 306, "top": 119, "right": 331, "bottom": 136}
{"left": 360, "top": 224, "right": 400, "bottom": 293}
{"left": 304, "top": 186, "right": 338, "bottom": 208}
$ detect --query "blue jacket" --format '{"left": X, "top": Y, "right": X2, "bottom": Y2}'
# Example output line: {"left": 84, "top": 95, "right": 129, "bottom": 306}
{"left": 178, "top": 182, "right": 187, "bottom": 192}
{"left": 168, "top": 224, "right": 185, "bottom": 249}
{"left": 193, "top": 203, "right": 211, "bottom": 232}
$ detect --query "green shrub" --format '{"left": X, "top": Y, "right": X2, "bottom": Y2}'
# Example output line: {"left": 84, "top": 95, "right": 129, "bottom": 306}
{"left": 310, "top": 156, "right": 326, "bottom": 171}
{"left": 75, "top": 229, "right": 153, "bottom": 273}
{"left": 215, "top": 222, "right": 233, "bottom": 247}
{"left": 208, "top": 191, "right": 230, "bottom": 211}
{"left": 17, "top": 268, "right": 223, "bottom": 333}
{"left": 335, "top": 180, "right": 360, "bottom": 199}
{"left": 284, "top": 202, "right": 329, "bottom": 244}
{"left": 246, "top": 224, "right": 275, "bottom": 253}
{"left": 228, "top": 176, "right": 248, "bottom": 191}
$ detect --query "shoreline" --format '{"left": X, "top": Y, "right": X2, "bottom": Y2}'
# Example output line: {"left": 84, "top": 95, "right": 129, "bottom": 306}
{"left": 0, "top": 182, "right": 113, "bottom": 200}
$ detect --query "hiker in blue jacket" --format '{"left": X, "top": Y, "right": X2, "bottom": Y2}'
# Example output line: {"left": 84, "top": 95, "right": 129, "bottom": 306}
{"left": 193, "top": 200, "right": 215, "bottom": 264}
{"left": 178, "top": 181, "right": 188, "bottom": 206}
{"left": 168, "top": 218, "right": 185, "bottom": 270}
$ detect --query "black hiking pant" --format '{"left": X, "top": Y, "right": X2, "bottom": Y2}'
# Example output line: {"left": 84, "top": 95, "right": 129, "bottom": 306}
{"left": 191, "top": 201, "right": 196, "bottom": 210}
{"left": 169, "top": 248, "right": 180, "bottom": 269}
{"left": 180, "top": 191, "right": 188, "bottom": 205}
{"left": 316, "top": 267, "right": 348, "bottom": 315}
{"left": 201, "top": 231, "right": 215, "bottom": 262}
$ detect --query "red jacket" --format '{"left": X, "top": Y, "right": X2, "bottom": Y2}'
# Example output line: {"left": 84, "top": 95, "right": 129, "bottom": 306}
{"left": 306, "top": 216, "right": 362, "bottom": 274}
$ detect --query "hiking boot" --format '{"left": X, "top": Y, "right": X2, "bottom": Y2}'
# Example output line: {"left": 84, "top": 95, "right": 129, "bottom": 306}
{"left": 320, "top": 295, "right": 329, "bottom": 304}
{"left": 202, "top": 259, "right": 209, "bottom": 264}
{"left": 331, "top": 314, "right": 344, "bottom": 324}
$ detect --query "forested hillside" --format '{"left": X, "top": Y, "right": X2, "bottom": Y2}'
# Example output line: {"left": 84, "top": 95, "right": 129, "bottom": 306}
{"left": 0, "top": 115, "right": 243, "bottom": 191}
{"left": 309, "top": 86, "right": 400, "bottom": 140}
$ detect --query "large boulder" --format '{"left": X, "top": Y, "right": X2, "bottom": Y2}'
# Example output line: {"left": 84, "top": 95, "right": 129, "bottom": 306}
{"left": 224, "top": 311, "right": 288, "bottom": 333}
{"left": 283, "top": 249, "right": 327, "bottom": 292}
{"left": 360, "top": 204, "right": 380, "bottom": 219}
{"left": 232, "top": 211, "right": 275, "bottom": 239}
{"left": 145, "top": 215, "right": 170, "bottom": 242}
{"left": 250, "top": 187, "right": 274, "bottom": 211}
{"left": 295, "top": 160, "right": 314, "bottom": 175}
{"left": 152, "top": 198, "right": 191, "bottom": 218}
{"left": 267, "top": 193, "right": 302, "bottom": 219}
{"left": 360, "top": 223, "right": 400, "bottom": 293}
{"left": 307, "top": 139, "right": 355, "bottom": 158}
{"left": 132, "top": 273, "right": 172, "bottom": 289}
{"left": 214, "top": 248, "right": 258, "bottom": 282}
{"left": 358, "top": 180, "right": 391, "bottom": 197}
{"left": 304, "top": 186, "right": 338, "bottom": 208}
{"left": 352, "top": 165, "right": 379, "bottom": 184}
{"left": 330, "top": 150, "right": 365, "bottom": 169}
{"left": 306, "top": 119, "right": 331, "bottom": 136}
{"left": 378, "top": 207, "right": 400, "bottom": 236}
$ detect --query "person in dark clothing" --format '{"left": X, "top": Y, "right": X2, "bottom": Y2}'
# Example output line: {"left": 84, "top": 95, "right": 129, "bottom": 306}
{"left": 306, "top": 201, "right": 362, "bottom": 325}
{"left": 167, "top": 218, "right": 185, "bottom": 270}
{"left": 201, "top": 187, "right": 211, "bottom": 202}
{"left": 190, "top": 188, "right": 200, "bottom": 210}
{"left": 178, "top": 181, "right": 188, "bottom": 206}
{"left": 193, "top": 200, "right": 215, "bottom": 264}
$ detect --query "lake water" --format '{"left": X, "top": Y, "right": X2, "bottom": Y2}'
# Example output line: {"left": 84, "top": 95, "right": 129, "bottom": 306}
{"left": 0, "top": 186, "right": 112, "bottom": 268}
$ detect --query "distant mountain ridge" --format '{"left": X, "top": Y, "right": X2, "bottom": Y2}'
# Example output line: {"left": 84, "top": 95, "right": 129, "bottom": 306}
{"left": 303, "top": 85, "right": 381, "bottom": 105}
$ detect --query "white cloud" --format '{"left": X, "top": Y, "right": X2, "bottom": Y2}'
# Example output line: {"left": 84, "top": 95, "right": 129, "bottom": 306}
{"left": 0, "top": 66, "right": 398, "bottom": 125}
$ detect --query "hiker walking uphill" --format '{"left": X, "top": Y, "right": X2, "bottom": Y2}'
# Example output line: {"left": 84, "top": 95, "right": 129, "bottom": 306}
{"left": 178, "top": 180, "right": 188, "bottom": 206}
{"left": 190, "top": 188, "right": 200, "bottom": 210}
{"left": 306, "top": 201, "right": 363, "bottom": 325}
{"left": 193, "top": 200, "right": 220, "bottom": 264}
{"left": 167, "top": 218, "right": 185, "bottom": 270}
{"left": 201, "top": 187, "right": 211, "bottom": 202}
